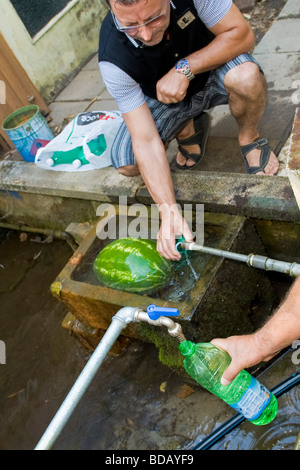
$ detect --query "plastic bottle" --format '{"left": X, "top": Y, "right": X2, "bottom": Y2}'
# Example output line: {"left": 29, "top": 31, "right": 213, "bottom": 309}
{"left": 46, "top": 134, "right": 107, "bottom": 168}
{"left": 46, "top": 147, "right": 89, "bottom": 168}
{"left": 179, "top": 340, "right": 278, "bottom": 425}
{"left": 86, "top": 134, "right": 107, "bottom": 156}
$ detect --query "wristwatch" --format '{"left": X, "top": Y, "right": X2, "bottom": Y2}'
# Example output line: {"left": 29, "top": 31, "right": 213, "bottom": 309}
{"left": 175, "top": 59, "right": 195, "bottom": 81}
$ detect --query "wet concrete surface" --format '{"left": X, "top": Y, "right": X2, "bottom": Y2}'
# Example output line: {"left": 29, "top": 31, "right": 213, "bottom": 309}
{"left": 0, "top": 230, "right": 299, "bottom": 450}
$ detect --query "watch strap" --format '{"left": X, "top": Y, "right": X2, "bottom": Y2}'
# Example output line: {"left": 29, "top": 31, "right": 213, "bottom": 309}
{"left": 175, "top": 59, "right": 195, "bottom": 81}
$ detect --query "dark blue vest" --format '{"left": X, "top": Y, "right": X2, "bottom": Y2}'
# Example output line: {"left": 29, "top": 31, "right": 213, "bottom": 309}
{"left": 99, "top": 0, "right": 215, "bottom": 99}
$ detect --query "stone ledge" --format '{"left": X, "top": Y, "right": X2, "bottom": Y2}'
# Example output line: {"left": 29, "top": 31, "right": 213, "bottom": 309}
{"left": 137, "top": 171, "right": 300, "bottom": 222}
{"left": 0, "top": 161, "right": 143, "bottom": 203}
{"left": 1, "top": 160, "right": 299, "bottom": 222}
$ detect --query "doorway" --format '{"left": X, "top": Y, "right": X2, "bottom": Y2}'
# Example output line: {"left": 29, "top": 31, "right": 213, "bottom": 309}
{"left": 0, "top": 32, "right": 49, "bottom": 151}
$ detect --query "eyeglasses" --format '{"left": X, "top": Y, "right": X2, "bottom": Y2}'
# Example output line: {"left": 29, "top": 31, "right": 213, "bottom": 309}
{"left": 112, "top": 9, "right": 168, "bottom": 35}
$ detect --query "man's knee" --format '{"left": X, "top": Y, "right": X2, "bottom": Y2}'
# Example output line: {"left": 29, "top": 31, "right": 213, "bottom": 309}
{"left": 117, "top": 164, "right": 140, "bottom": 176}
{"left": 224, "top": 61, "right": 266, "bottom": 98}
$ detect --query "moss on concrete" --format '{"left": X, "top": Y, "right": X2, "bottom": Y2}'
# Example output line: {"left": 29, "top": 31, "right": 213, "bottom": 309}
{"left": 136, "top": 322, "right": 184, "bottom": 370}
{"left": 51, "top": 281, "right": 62, "bottom": 299}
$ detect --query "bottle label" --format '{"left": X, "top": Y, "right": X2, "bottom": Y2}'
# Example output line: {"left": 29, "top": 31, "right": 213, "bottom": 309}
{"left": 230, "top": 376, "right": 271, "bottom": 420}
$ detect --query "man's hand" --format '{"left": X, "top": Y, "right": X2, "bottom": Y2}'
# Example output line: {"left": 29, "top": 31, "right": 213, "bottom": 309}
{"left": 211, "top": 335, "right": 274, "bottom": 385}
{"left": 156, "top": 203, "right": 194, "bottom": 260}
{"left": 211, "top": 277, "right": 300, "bottom": 384}
{"left": 156, "top": 69, "right": 189, "bottom": 104}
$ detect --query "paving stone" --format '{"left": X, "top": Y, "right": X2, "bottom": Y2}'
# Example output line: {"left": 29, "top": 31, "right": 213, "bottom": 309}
{"left": 254, "top": 53, "right": 300, "bottom": 91}
{"left": 278, "top": 0, "right": 300, "bottom": 18}
{"left": 55, "top": 70, "right": 106, "bottom": 101}
{"left": 81, "top": 54, "right": 99, "bottom": 71}
{"left": 49, "top": 101, "right": 92, "bottom": 127}
{"left": 254, "top": 18, "right": 300, "bottom": 54}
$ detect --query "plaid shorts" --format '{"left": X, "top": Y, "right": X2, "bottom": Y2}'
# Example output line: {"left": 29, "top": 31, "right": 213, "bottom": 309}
{"left": 110, "top": 53, "right": 262, "bottom": 168}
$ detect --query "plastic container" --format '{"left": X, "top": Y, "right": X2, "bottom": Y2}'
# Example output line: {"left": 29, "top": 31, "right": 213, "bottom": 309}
{"left": 179, "top": 340, "right": 278, "bottom": 425}
{"left": 2, "top": 105, "right": 54, "bottom": 162}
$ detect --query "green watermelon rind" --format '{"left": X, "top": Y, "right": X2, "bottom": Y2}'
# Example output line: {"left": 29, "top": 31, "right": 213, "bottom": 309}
{"left": 93, "top": 238, "right": 171, "bottom": 294}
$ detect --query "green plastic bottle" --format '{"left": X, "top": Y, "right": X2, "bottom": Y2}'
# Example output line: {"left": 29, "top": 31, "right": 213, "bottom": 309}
{"left": 46, "top": 147, "right": 89, "bottom": 168}
{"left": 179, "top": 340, "right": 278, "bottom": 425}
{"left": 46, "top": 134, "right": 107, "bottom": 168}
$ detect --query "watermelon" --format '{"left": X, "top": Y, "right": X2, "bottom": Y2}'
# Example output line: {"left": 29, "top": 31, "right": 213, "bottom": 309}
{"left": 93, "top": 238, "right": 171, "bottom": 294}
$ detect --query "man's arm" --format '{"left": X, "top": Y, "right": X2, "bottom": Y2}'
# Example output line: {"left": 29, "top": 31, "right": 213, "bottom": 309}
{"left": 122, "top": 103, "right": 194, "bottom": 260}
{"left": 211, "top": 276, "right": 300, "bottom": 384}
{"left": 189, "top": 3, "right": 255, "bottom": 74}
{"left": 157, "top": 3, "right": 255, "bottom": 103}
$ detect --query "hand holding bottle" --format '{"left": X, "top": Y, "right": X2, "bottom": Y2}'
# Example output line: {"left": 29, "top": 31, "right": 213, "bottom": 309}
{"left": 211, "top": 277, "right": 300, "bottom": 385}
{"left": 179, "top": 340, "right": 278, "bottom": 425}
{"left": 210, "top": 334, "right": 273, "bottom": 385}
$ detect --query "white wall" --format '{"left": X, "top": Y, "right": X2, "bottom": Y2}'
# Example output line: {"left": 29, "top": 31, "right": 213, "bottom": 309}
{"left": 0, "top": 0, "right": 108, "bottom": 102}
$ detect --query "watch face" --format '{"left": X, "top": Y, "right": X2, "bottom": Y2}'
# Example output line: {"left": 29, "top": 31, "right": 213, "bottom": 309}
{"left": 176, "top": 59, "right": 188, "bottom": 71}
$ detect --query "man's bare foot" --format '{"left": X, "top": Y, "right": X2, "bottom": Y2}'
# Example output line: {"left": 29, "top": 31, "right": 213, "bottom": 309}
{"left": 224, "top": 62, "right": 279, "bottom": 176}
{"left": 244, "top": 146, "right": 279, "bottom": 175}
{"left": 176, "top": 142, "right": 201, "bottom": 168}
{"left": 240, "top": 137, "right": 279, "bottom": 176}
{"left": 176, "top": 119, "right": 199, "bottom": 168}
{"left": 175, "top": 113, "right": 210, "bottom": 170}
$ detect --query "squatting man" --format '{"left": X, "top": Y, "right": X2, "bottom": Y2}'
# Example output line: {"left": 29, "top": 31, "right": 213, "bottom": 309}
{"left": 98, "top": 0, "right": 279, "bottom": 261}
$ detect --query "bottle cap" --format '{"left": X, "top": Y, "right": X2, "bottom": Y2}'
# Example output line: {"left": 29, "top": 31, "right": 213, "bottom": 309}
{"left": 179, "top": 340, "right": 196, "bottom": 357}
{"left": 72, "top": 159, "right": 82, "bottom": 168}
{"left": 46, "top": 158, "right": 54, "bottom": 167}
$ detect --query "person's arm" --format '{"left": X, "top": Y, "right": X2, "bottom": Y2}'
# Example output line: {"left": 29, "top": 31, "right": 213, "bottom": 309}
{"left": 99, "top": 63, "right": 193, "bottom": 259}
{"left": 122, "top": 103, "right": 194, "bottom": 260}
{"left": 211, "top": 277, "right": 300, "bottom": 384}
{"left": 156, "top": 3, "right": 255, "bottom": 103}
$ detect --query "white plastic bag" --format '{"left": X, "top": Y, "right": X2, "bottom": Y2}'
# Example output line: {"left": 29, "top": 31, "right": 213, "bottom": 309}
{"left": 35, "top": 110, "right": 123, "bottom": 171}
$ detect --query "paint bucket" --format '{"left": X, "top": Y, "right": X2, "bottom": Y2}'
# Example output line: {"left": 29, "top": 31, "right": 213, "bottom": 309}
{"left": 2, "top": 105, "right": 54, "bottom": 162}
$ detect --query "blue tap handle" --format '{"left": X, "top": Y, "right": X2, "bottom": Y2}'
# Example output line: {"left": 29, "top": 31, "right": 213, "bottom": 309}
{"left": 147, "top": 304, "right": 180, "bottom": 320}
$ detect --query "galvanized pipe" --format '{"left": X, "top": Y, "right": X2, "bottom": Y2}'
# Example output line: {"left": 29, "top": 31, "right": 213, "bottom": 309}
{"left": 34, "top": 306, "right": 184, "bottom": 450}
{"left": 177, "top": 241, "right": 300, "bottom": 277}
{"left": 34, "top": 307, "right": 139, "bottom": 451}
{"left": 134, "top": 310, "right": 186, "bottom": 342}
{"left": 0, "top": 222, "right": 78, "bottom": 251}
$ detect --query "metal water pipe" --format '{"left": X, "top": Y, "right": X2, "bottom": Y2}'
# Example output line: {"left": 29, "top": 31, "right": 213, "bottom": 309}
{"left": 0, "top": 222, "right": 78, "bottom": 251}
{"left": 34, "top": 305, "right": 184, "bottom": 451}
{"left": 176, "top": 240, "right": 300, "bottom": 277}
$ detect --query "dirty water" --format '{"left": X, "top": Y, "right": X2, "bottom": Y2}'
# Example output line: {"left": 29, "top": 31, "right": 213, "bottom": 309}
{"left": 0, "top": 229, "right": 299, "bottom": 451}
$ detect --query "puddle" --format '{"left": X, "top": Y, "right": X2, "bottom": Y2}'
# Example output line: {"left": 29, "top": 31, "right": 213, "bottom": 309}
{"left": 0, "top": 229, "right": 299, "bottom": 450}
